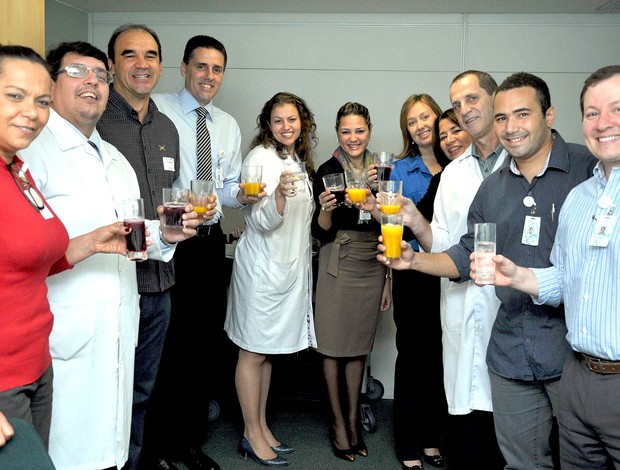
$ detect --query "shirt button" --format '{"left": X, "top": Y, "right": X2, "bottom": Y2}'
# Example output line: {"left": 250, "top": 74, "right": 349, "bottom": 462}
{"left": 582, "top": 327, "right": 588, "bottom": 334}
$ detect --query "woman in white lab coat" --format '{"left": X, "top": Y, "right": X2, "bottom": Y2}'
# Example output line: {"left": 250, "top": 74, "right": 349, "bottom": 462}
{"left": 225, "top": 92, "right": 317, "bottom": 466}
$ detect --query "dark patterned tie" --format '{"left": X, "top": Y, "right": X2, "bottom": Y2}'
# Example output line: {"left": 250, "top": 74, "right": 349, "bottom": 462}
{"left": 195, "top": 107, "right": 212, "bottom": 180}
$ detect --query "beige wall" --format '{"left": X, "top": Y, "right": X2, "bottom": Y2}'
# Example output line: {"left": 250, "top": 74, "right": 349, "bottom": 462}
{"left": 0, "top": 0, "right": 45, "bottom": 55}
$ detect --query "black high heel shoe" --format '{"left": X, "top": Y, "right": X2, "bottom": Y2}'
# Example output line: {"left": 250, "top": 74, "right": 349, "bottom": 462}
{"left": 271, "top": 442, "right": 294, "bottom": 454}
{"left": 331, "top": 441, "right": 355, "bottom": 462}
{"left": 239, "top": 437, "right": 289, "bottom": 467}
{"left": 351, "top": 438, "right": 368, "bottom": 457}
{"left": 423, "top": 453, "right": 445, "bottom": 468}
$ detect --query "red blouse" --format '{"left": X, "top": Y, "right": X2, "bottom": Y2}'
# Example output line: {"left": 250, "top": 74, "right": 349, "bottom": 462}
{"left": 0, "top": 156, "right": 72, "bottom": 392}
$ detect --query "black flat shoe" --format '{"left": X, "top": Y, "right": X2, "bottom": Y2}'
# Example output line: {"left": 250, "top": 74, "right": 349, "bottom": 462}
{"left": 331, "top": 441, "right": 355, "bottom": 462}
{"left": 240, "top": 437, "right": 289, "bottom": 467}
{"left": 423, "top": 453, "right": 445, "bottom": 468}
{"left": 271, "top": 442, "right": 294, "bottom": 454}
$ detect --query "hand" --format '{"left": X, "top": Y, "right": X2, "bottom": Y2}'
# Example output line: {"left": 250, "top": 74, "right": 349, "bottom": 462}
{"left": 156, "top": 204, "right": 202, "bottom": 243}
{"left": 318, "top": 190, "right": 337, "bottom": 213}
{"left": 400, "top": 196, "right": 423, "bottom": 227}
{"left": 277, "top": 170, "right": 297, "bottom": 198}
{"left": 469, "top": 252, "right": 515, "bottom": 287}
{"left": 0, "top": 412, "right": 13, "bottom": 447}
{"left": 92, "top": 222, "right": 132, "bottom": 255}
{"left": 376, "top": 235, "right": 414, "bottom": 270}
{"left": 359, "top": 191, "right": 377, "bottom": 212}
{"left": 237, "top": 183, "right": 267, "bottom": 205}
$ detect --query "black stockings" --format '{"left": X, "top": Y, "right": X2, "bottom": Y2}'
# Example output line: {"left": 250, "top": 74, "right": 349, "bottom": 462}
{"left": 322, "top": 355, "right": 365, "bottom": 450}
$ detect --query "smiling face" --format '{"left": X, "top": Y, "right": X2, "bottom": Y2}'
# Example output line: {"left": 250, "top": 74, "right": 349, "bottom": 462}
{"left": 582, "top": 73, "right": 620, "bottom": 171}
{"left": 493, "top": 86, "right": 554, "bottom": 162}
{"left": 450, "top": 74, "right": 495, "bottom": 141}
{"left": 406, "top": 100, "right": 438, "bottom": 150}
{"left": 269, "top": 103, "right": 301, "bottom": 155}
{"left": 0, "top": 58, "right": 51, "bottom": 162}
{"left": 109, "top": 28, "right": 162, "bottom": 104}
{"left": 438, "top": 116, "right": 473, "bottom": 160}
{"left": 181, "top": 47, "right": 224, "bottom": 106}
{"left": 51, "top": 52, "right": 109, "bottom": 137}
{"left": 337, "top": 114, "right": 371, "bottom": 160}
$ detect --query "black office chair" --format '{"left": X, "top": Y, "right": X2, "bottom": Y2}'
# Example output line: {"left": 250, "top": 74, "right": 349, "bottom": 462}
{"left": 0, "top": 418, "right": 56, "bottom": 469}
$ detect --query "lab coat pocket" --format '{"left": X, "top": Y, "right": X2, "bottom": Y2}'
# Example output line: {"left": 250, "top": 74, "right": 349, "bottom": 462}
{"left": 253, "top": 258, "right": 297, "bottom": 295}
{"left": 48, "top": 303, "right": 96, "bottom": 360}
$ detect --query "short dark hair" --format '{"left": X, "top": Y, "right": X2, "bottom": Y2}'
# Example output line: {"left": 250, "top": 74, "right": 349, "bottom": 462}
{"left": 580, "top": 65, "right": 620, "bottom": 117}
{"left": 182, "top": 35, "right": 227, "bottom": 70}
{"left": 452, "top": 70, "right": 498, "bottom": 96}
{"left": 335, "top": 102, "right": 372, "bottom": 133}
{"left": 0, "top": 44, "right": 49, "bottom": 75}
{"left": 496, "top": 72, "right": 551, "bottom": 114}
{"left": 46, "top": 41, "right": 109, "bottom": 79}
{"left": 107, "top": 23, "right": 162, "bottom": 63}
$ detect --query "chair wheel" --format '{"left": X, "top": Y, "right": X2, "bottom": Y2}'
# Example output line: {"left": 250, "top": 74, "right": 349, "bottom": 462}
{"left": 208, "top": 399, "right": 220, "bottom": 422}
{"left": 360, "top": 403, "right": 377, "bottom": 433}
{"left": 365, "top": 377, "right": 384, "bottom": 401}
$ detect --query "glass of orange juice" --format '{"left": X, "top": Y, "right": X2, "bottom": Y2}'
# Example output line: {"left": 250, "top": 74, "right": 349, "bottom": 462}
{"left": 241, "top": 165, "right": 263, "bottom": 196}
{"left": 344, "top": 168, "right": 369, "bottom": 203}
{"left": 378, "top": 180, "right": 402, "bottom": 214}
{"left": 381, "top": 213, "right": 404, "bottom": 260}
{"left": 190, "top": 179, "right": 213, "bottom": 218}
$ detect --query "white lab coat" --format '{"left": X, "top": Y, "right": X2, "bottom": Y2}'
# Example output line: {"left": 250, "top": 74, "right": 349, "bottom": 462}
{"left": 19, "top": 110, "right": 174, "bottom": 470}
{"left": 430, "top": 144, "right": 506, "bottom": 415}
{"left": 225, "top": 145, "right": 317, "bottom": 354}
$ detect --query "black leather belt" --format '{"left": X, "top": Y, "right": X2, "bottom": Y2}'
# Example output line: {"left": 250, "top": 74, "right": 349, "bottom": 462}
{"left": 196, "top": 222, "right": 221, "bottom": 237}
{"left": 581, "top": 353, "right": 620, "bottom": 374}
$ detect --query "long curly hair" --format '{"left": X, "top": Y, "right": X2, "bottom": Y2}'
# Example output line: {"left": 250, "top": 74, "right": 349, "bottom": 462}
{"left": 251, "top": 92, "right": 318, "bottom": 175}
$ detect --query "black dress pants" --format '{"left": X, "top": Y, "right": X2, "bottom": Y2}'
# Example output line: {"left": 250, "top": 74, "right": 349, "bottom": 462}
{"left": 392, "top": 268, "right": 448, "bottom": 462}
{"left": 144, "top": 223, "right": 236, "bottom": 460}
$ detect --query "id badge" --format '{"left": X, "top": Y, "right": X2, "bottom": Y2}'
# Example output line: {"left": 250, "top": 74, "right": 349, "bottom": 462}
{"left": 589, "top": 215, "right": 616, "bottom": 247}
{"left": 522, "top": 216, "right": 540, "bottom": 246}
{"left": 359, "top": 209, "right": 371, "bottom": 222}
{"left": 216, "top": 151, "right": 225, "bottom": 189}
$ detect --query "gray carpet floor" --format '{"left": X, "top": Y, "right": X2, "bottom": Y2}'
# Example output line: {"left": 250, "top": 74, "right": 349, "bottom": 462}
{"left": 201, "top": 398, "right": 404, "bottom": 470}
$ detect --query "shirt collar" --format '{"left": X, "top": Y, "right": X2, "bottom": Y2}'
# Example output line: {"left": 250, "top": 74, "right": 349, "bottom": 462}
{"left": 179, "top": 88, "right": 214, "bottom": 122}
{"left": 107, "top": 85, "right": 157, "bottom": 124}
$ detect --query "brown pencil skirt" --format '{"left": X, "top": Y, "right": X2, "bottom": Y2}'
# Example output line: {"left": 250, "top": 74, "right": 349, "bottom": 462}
{"left": 314, "top": 230, "right": 387, "bottom": 357}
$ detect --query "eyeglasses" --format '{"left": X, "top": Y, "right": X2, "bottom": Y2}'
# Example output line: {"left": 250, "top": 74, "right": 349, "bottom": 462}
{"left": 57, "top": 63, "right": 113, "bottom": 85}
{"left": 7, "top": 162, "right": 45, "bottom": 211}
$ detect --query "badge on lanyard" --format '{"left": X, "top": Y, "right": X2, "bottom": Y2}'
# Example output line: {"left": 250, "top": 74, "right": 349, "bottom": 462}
{"left": 215, "top": 150, "right": 225, "bottom": 189}
{"left": 589, "top": 214, "right": 616, "bottom": 247}
{"left": 522, "top": 216, "right": 541, "bottom": 246}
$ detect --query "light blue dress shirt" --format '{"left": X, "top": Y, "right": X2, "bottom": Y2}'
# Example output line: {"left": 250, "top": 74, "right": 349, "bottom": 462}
{"left": 534, "top": 162, "right": 620, "bottom": 360}
{"left": 153, "top": 88, "right": 243, "bottom": 223}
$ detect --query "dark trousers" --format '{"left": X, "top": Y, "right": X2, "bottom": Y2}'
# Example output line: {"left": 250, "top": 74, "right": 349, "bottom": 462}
{"left": 144, "top": 224, "right": 236, "bottom": 460}
{"left": 392, "top": 269, "right": 448, "bottom": 462}
{"left": 558, "top": 352, "right": 620, "bottom": 469}
{"left": 444, "top": 410, "right": 505, "bottom": 470}
{"left": 124, "top": 291, "right": 172, "bottom": 470}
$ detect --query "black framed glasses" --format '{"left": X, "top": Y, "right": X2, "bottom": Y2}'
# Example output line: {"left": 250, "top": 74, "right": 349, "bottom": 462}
{"left": 56, "top": 63, "right": 113, "bottom": 85}
{"left": 8, "top": 162, "right": 45, "bottom": 211}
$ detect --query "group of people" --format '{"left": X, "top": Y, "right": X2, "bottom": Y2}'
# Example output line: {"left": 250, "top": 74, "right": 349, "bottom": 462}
{"left": 0, "top": 20, "right": 618, "bottom": 470}
{"left": 377, "top": 66, "right": 620, "bottom": 470}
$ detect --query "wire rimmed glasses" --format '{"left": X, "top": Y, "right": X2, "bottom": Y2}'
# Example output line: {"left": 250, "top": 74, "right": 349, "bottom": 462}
{"left": 8, "top": 162, "right": 45, "bottom": 211}
{"left": 56, "top": 63, "right": 113, "bottom": 84}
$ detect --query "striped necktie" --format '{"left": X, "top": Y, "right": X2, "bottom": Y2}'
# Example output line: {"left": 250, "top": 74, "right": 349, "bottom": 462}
{"left": 195, "top": 107, "right": 212, "bottom": 180}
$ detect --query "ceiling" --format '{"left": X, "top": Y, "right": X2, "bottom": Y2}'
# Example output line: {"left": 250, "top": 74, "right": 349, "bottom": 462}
{"left": 53, "top": 0, "right": 620, "bottom": 15}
